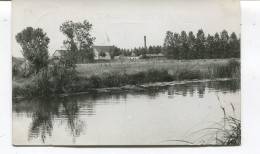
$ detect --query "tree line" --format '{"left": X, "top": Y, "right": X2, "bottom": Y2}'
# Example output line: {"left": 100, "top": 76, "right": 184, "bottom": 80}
{"left": 119, "top": 29, "right": 240, "bottom": 59}
{"left": 119, "top": 46, "right": 163, "bottom": 56}
{"left": 163, "top": 29, "right": 240, "bottom": 59}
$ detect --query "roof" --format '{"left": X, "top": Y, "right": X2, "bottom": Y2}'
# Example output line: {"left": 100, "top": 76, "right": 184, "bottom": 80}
{"left": 93, "top": 46, "right": 115, "bottom": 54}
{"left": 53, "top": 50, "right": 67, "bottom": 57}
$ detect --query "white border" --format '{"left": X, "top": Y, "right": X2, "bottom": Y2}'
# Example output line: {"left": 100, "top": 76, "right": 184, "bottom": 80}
{"left": 1, "top": 1, "right": 260, "bottom": 153}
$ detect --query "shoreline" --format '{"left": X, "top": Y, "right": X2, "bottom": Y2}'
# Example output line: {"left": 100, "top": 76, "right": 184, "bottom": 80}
{"left": 13, "top": 78, "right": 239, "bottom": 100}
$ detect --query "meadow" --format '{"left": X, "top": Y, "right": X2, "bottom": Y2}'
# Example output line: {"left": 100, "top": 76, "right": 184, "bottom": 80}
{"left": 76, "top": 58, "right": 240, "bottom": 78}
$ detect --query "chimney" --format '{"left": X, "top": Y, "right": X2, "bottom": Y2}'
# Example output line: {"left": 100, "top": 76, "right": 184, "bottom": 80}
{"left": 144, "top": 36, "right": 147, "bottom": 49}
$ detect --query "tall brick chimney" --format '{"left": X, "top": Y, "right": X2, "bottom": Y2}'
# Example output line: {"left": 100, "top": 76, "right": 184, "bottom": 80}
{"left": 144, "top": 36, "right": 147, "bottom": 49}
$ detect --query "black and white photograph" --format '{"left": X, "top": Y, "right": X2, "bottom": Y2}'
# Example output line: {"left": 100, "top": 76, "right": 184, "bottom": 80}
{"left": 12, "top": 0, "right": 241, "bottom": 146}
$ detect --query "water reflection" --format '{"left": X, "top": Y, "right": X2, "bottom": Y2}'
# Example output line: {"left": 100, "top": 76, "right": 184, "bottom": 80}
{"left": 28, "top": 110, "right": 53, "bottom": 143}
{"left": 59, "top": 98, "right": 86, "bottom": 143}
{"left": 166, "top": 80, "right": 240, "bottom": 98}
{"left": 14, "top": 97, "right": 87, "bottom": 143}
{"left": 13, "top": 80, "right": 240, "bottom": 144}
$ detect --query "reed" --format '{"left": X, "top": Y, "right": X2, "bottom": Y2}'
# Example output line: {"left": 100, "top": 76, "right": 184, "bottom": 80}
{"left": 194, "top": 103, "right": 241, "bottom": 146}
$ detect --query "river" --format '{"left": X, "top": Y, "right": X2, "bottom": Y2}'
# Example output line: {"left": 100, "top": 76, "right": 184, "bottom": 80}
{"left": 12, "top": 80, "right": 240, "bottom": 145}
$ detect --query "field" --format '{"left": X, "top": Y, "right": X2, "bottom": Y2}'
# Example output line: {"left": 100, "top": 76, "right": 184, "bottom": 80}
{"left": 76, "top": 58, "right": 239, "bottom": 77}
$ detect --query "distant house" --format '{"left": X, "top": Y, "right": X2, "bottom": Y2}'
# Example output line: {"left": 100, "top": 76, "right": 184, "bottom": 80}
{"left": 52, "top": 46, "right": 117, "bottom": 62}
{"left": 127, "top": 53, "right": 140, "bottom": 60}
{"left": 128, "top": 56, "right": 139, "bottom": 60}
{"left": 53, "top": 50, "right": 67, "bottom": 59}
{"left": 93, "top": 45, "right": 115, "bottom": 60}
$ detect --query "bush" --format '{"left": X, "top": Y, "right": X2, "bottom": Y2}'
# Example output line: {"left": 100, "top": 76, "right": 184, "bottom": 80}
{"left": 175, "top": 69, "right": 202, "bottom": 80}
{"left": 130, "top": 72, "right": 146, "bottom": 84}
{"left": 12, "top": 57, "right": 30, "bottom": 78}
{"left": 50, "top": 63, "right": 77, "bottom": 93}
{"left": 89, "top": 75, "right": 102, "bottom": 88}
{"left": 100, "top": 72, "right": 122, "bottom": 87}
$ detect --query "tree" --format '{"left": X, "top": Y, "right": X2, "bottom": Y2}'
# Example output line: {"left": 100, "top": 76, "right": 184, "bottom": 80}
{"left": 15, "top": 27, "right": 50, "bottom": 74}
{"left": 205, "top": 34, "right": 214, "bottom": 59}
{"left": 109, "top": 46, "right": 120, "bottom": 59}
{"left": 133, "top": 48, "right": 141, "bottom": 56}
{"left": 179, "top": 31, "right": 189, "bottom": 59}
{"left": 99, "top": 51, "right": 106, "bottom": 57}
{"left": 60, "top": 20, "right": 95, "bottom": 63}
{"left": 154, "top": 46, "right": 162, "bottom": 54}
{"left": 187, "top": 31, "right": 196, "bottom": 59}
{"left": 163, "top": 31, "right": 180, "bottom": 59}
{"left": 148, "top": 46, "right": 154, "bottom": 54}
{"left": 228, "top": 32, "right": 240, "bottom": 58}
{"left": 220, "top": 30, "right": 229, "bottom": 58}
{"left": 213, "top": 33, "right": 221, "bottom": 58}
{"left": 194, "top": 29, "right": 206, "bottom": 59}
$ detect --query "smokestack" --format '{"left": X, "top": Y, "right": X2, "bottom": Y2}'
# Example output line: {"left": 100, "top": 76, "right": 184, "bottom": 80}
{"left": 144, "top": 36, "right": 147, "bottom": 49}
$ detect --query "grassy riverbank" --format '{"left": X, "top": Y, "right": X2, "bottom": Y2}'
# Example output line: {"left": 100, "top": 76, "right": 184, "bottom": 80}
{"left": 76, "top": 58, "right": 239, "bottom": 77}
{"left": 13, "top": 58, "right": 240, "bottom": 98}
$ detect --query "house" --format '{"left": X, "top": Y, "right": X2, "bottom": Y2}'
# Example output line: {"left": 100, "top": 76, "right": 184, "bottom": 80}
{"left": 52, "top": 46, "right": 116, "bottom": 62}
{"left": 127, "top": 53, "right": 140, "bottom": 60}
{"left": 128, "top": 56, "right": 140, "bottom": 60}
{"left": 93, "top": 45, "right": 115, "bottom": 60}
{"left": 52, "top": 50, "right": 67, "bottom": 59}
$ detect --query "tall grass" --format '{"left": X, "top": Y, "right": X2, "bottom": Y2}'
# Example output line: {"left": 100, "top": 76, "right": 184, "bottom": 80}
{"left": 13, "top": 59, "right": 240, "bottom": 97}
{"left": 76, "top": 59, "right": 234, "bottom": 78}
{"left": 206, "top": 59, "right": 240, "bottom": 79}
{"left": 161, "top": 103, "right": 241, "bottom": 146}
{"left": 198, "top": 103, "right": 241, "bottom": 146}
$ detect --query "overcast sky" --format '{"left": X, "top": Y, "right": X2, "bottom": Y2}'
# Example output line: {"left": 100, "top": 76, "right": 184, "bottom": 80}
{"left": 12, "top": 0, "right": 240, "bottom": 57}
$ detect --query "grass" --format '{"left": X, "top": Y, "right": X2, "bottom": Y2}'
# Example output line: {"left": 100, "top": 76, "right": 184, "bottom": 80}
{"left": 161, "top": 95, "right": 241, "bottom": 146}
{"left": 161, "top": 106, "right": 241, "bottom": 146}
{"left": 13, "top": 58, "right": 240, "bottom": 97}
{"left": 76, "top": 59, "right": 236, "bottom": 78}
{"left": 76, "top": 58, "right": 240, "bottom": 81}
{"left": 186, "top": 106, "right": 241, "bottom": 146}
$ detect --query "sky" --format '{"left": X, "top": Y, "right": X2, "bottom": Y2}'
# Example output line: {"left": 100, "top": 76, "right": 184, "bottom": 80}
{"left": 12, "top": 0, "right": 240, "bottom": 57}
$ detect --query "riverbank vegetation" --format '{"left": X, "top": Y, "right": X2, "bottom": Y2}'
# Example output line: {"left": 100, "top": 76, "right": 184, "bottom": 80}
{"left": 190, "top": 102, "right": 241, "bottom": 146}
{"left": 163, "top": 103, "right": 241, "bottom": 146}
{"left": 13, "top": 58, "right": 240, "bottom": 97}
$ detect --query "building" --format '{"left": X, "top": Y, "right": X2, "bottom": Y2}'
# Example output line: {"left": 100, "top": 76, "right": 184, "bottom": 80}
{"left": 127, "top": 53, "right": 140, "bottom": 60}
{"left": 52, "top": 46, "right": 115, "bottom": 61}
{"left": 93, "top": 45, "right": 115, "bottom": 60}
{"left": 52, "top": 50, "right": 67, "bottom": 59}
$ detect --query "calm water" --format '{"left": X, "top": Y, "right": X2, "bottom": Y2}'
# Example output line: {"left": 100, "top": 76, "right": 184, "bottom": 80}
{"left": 12, "top": 80, "right": 240, "bottom": 145}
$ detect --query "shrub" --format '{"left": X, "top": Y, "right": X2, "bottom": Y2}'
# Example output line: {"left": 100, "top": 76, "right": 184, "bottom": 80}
{"left": 130, "top": 72, "right": 146, "bottom": 84}
{"left": 176, "top": 69, "right": 202, "bottom": 80}
{"left": 12, "top": 57, "right": 30, "bottom": 78}
{"left": 100, "top": 72, "right": 121, "bottom": 87}
{"left": 89, "top": 75, "right": 102, "bottom": 88}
